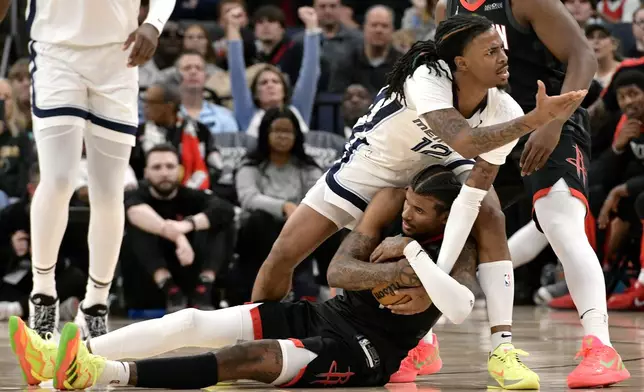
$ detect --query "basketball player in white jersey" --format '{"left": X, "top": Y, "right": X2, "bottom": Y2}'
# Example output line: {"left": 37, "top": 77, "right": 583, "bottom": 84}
{"left": 0, "top": 0, "right": 176, "bottom": 339}
{"left": 249, "top": 14, "right": 585, "bottom": 386}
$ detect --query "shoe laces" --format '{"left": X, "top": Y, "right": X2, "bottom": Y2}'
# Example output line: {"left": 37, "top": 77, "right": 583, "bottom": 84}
{"left": 86, "top": 313, "right": 107, "bottom": 337}
{"left": 500, "top": 348, "right": 530, "bottom": 371}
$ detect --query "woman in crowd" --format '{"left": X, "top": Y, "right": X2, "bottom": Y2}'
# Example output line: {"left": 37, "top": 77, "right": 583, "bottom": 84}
{"left": 225, "top": 6, "right": 321, "bottom": 137}
{"left": 234, "top": 107, "right": 322, "bottom": 302}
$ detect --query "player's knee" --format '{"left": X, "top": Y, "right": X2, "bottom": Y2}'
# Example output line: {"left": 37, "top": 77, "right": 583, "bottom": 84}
{"left": 160, "top": 307, "right": 202, "bottom": 335}
{"left": 635, "top": 192, "right": 644, "bottom": 220}
{"left": 41, "top": 169, "right": 77, "bottom": 197}
{"left": 476, "top": 201, "right": 505, "bottom": 239}
{"left": 271, "top": 339, "right": 318, "bottom": 386}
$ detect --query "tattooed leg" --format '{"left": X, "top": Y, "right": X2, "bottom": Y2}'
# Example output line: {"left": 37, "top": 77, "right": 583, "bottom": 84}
{"left": 121, "top": 340, "right": 314, "bottom": 389}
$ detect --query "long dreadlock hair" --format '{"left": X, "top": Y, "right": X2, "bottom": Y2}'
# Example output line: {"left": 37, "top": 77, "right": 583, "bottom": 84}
{"left": 410, "top": 166, "right": 462, "bottom": 213}
{"left": 386, "top": 14, "right": 494, "bottom": 105}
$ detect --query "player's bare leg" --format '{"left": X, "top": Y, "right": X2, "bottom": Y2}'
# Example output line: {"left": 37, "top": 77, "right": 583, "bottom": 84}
{"left": 251, "top": 204, "right": 340, "bottom": 302}
{"left": 53, "top": 323, "right": 317, "bottom": 390}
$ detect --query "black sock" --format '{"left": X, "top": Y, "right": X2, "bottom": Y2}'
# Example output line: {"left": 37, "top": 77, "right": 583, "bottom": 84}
{"left": 135, "top": 352, "right": 219, "bottom": 389}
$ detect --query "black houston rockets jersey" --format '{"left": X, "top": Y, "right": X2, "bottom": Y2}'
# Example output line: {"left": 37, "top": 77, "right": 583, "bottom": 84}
{"left": 447, "top": 0, "right": 566, "bottom": 112}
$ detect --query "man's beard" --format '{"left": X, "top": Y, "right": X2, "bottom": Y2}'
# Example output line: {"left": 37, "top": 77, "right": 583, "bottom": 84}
{"left": 151, "top": 181, "right": 179, "bottom": 197}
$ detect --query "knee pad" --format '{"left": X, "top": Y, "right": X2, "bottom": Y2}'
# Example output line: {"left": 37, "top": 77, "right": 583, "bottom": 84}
{"left": 271, "top": 339, "right": 318, "bottom": 386}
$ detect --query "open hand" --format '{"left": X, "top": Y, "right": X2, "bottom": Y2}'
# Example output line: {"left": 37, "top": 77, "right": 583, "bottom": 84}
{"left": 519, "top": 121, "right": 562, "bottom": 176}
{"left": 534, "top": 80, "right": 587, "bottom": 125}
{"left": 370, "top": 236, "right": 413, "bottom": 263}
{"left": 124, "top": 23, "right": 159, "bottom": 67}
{"left": 387, "top": 286, "right": 432, "bottom": 315}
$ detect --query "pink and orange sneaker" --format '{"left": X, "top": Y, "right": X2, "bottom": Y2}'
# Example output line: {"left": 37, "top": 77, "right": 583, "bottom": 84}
{"left": 607, "top": 281, "right": 644, "bottom": 310}
{"left": 388, "top": 334, "right": 442, "bottom": 383}
{"left": 567, "top": 335, "right": 630, "bottom": 389}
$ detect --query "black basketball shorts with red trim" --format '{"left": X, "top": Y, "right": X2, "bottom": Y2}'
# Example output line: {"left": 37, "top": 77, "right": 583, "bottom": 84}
{"left": 495, "top": 108, "right": 591, "bottom": 232}
{"left": 250, "top": 301, "right": 389, "bottom": 388}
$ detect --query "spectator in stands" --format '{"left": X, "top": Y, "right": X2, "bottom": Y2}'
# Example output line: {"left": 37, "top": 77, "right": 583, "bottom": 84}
{"left": 212, "top": 0, "right": 256, "bottom": 71}
{"left": 402, "top": 0, "right": 437, "bottom": 40}
{"left": 177, "top": 51, "right": 239, "bottom": 134}
{"left": 328, "top": 5, "right": 402, "bottom": 94}
{"left": 7, "top": 59, "right": 31, "bottom": 133}
{"left": 133, "top": 83, "right": 216, "bottom": 191}
{"left": 338, "top": 3, "right": 360, "bottom": 30}
{"left": 392, "top": 29, "right": 416, "bottom": 54}
{"left": 596, "top": 0, "right": 641, "bottom": 23}
{"left": 595, "top": 69, "right": 644, "bottom": 308}
{"left": 139, "top": 21, "right": 184, "bottom": 88}
{"left": 587, "top": 24, "right": 623, "bottom": 86}
{"left": 225, "top": 6, "right": 321, "bottom": 137}
{"left": 0, "top": 163, "right": 85, "bottom": 321}
{"left": 564, "top": 0, "right": 599, "bottom": 29}
{"left": 170, "top": 0, "right": 219, "bottom": 21}
{"left": 626, "top": 6, "right": 644, "bottom": 58}
{"left": 121, "top": 144, "right": 235, "bottom": 312}
{"left": 235, "top": 107, "right": 322, "bottom": 301}
{"left": 305, "top": 0, "right": 362, "bottom": 92}
{"left": 0, "top": 79, "right": 32, "bottom": 204}
{"left": 341, "top": 84, "right": 372, "bottom": 138}
{"left": 251, "top": 5, "right": 308, "bottom": 88}
{"left": 182, "top": 24, "right": 221, "bottom": 74}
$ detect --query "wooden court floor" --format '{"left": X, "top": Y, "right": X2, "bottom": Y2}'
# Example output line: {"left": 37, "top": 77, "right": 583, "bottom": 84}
{"left": 1, "top": 306, "right": 644, "bottom": 391}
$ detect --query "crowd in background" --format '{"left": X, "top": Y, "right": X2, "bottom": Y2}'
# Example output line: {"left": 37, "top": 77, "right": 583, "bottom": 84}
{"left": 0, "top": 0, "right": 643, "bottom": 320}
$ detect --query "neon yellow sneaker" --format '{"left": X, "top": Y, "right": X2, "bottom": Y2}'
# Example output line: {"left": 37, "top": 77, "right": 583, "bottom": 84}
{"left": 488, "top": 343, "right": 540, "bottom": 390}
{"left": 54, "top": 322, "right": 106, "bottom": 390}
{"left": 8, "top": 316, "right": 58, "bottom": 385}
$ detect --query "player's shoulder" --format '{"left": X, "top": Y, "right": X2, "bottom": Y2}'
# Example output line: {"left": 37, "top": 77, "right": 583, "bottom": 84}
{"left": 410, "top": 61, "right": 453, "bottom": 87}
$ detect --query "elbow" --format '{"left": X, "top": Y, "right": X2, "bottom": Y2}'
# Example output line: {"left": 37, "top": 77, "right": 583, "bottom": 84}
{"left": 571, "top": 46, "right": 598, "bottom": 77}
{"left": 440, "top": 286, "right": 475, "bottom": 324}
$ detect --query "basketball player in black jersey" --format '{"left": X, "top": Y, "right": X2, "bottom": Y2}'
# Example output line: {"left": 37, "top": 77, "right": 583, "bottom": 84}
{"left": 9, "top": 167, "right": 480, "bottom": 390}
{"left": 442, "top": 0, "right": 630, "bottom": 388}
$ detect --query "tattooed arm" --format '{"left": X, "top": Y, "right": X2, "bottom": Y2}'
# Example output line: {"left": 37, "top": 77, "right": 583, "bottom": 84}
{"left": 420, "top": 108, "right": 542, "bottom": 159}
{"left": 327, "top": 188, "right": 406, "bottom": 290}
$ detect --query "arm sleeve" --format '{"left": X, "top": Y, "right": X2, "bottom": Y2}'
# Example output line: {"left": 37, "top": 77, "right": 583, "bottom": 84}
{"left": 143, "top": 0, "right": 177, "bottom": 35}
{"left": 406, "top": 65, "right": 454, "bottom": 116}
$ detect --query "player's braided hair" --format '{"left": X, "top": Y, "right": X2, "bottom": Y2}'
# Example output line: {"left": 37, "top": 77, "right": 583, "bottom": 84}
{"left": 410, "top": 166, "right": 462, "bottom": 212}
{"left": 385, "top": 14, "right": 494, "bottom": 104}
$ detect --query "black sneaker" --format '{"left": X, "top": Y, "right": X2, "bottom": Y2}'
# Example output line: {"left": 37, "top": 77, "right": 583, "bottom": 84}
{"left": 74, "top": 301, "right": 109, "bottom": 339}
{"left": 192, "top": 281, "right": 214, "bottom": 310}
{"left": 29, "top": 294, "right": 59, "bottom": 339}
{"left": 162, "top": 279, "right": 187, "bottom": 313}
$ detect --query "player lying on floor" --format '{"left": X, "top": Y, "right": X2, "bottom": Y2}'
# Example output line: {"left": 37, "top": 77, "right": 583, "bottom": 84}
{"left": 10, "top": 167, "right": 479, "bottom": 390}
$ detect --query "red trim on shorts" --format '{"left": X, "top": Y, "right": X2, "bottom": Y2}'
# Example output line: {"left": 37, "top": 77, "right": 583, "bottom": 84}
{"left": 278, "top": 339, "right": 308, "bottom": 387}
{"left": 532, "top": 186, "right": 590, "bottom": 215}
{"left": 249, "top": 307, "right": 263, "bottom": 340}
{"left": 585, "top": 212, "right": 597, "bottom": 251}
{"left": 459, "top": 0, "right": 485, "bottom": 11}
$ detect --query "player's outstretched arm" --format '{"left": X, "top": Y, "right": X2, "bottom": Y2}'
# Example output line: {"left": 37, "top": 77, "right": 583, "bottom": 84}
{"left": 327, "top": 188, "right": 406, "bottom": 291}
{"left": 419, "top": 82, "right": 586, "bottom": 159}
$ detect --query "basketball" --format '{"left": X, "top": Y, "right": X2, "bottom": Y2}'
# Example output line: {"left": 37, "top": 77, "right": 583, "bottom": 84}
{"left": 370, "top": 256, "right": 412, "bottom": 306}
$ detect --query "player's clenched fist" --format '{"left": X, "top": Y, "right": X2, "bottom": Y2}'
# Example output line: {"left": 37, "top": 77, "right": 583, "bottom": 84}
{"left": 124, "top": 23, "right": 159, "bottom": 68}
{"left": 298, "top": 7, "right": 319, "bottom": 30}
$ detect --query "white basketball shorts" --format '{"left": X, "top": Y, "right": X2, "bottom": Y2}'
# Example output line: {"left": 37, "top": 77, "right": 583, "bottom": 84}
{"left": 29, "top": 41, "right": 138, "bottom": 146}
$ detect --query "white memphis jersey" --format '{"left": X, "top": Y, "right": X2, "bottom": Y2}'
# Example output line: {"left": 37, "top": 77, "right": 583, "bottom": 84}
{"left": 26, "top": 0, "right": 140, "bottom": 46}
{"left": 339, "top": 61, "right": 523, "bottom": 184}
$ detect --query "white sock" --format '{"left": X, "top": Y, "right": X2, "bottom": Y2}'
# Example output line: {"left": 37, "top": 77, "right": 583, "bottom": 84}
{"left": 83, "top": 130, "right": 132, "bottom": 307}
{"left": 96, "top": 360, "right": 130, "bottom": 386}
{"left": 422, "top": 329, "right": 434, "bottom": 344}
{"left": 535, "top": 179, "right": 611, "bottom": 346}
{"left": 31, "top": 125, "right": 84, "bottom": 298}
{"left": 490, "top": 331, "right": 512, "bottom": 350}
{"left": 508, "top": 221, "right": 550, "bottom": 269}
{"left": 436, "top": 185, "right": 488, "bottom": 273}
{"left": 477, "top": 260, "right": 514, "bottom": 332}
{"left": 89, "top": 305, "right": 259, "bottom": 360}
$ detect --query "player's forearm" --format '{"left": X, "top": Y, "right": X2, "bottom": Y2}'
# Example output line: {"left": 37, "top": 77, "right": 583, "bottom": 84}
{"left": 191, "top": 213, "right": 210, "bottom": 231}
{"left": 144, "top": 0, "right": 176, "bottom": 35}
{"left": 560, "top": 47, "right": 597, "bottom": 95}
{"left": 327, "top": 255, "right": 399, "bottom": 290}
{"left": 126, "top": 204, "right": 175, "bottom": 241}
{"left": 0, "top": 0, "right": 10, "bottom": 22}
{"left": 420, "top": 110, "right": 542, "bottom": 159}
